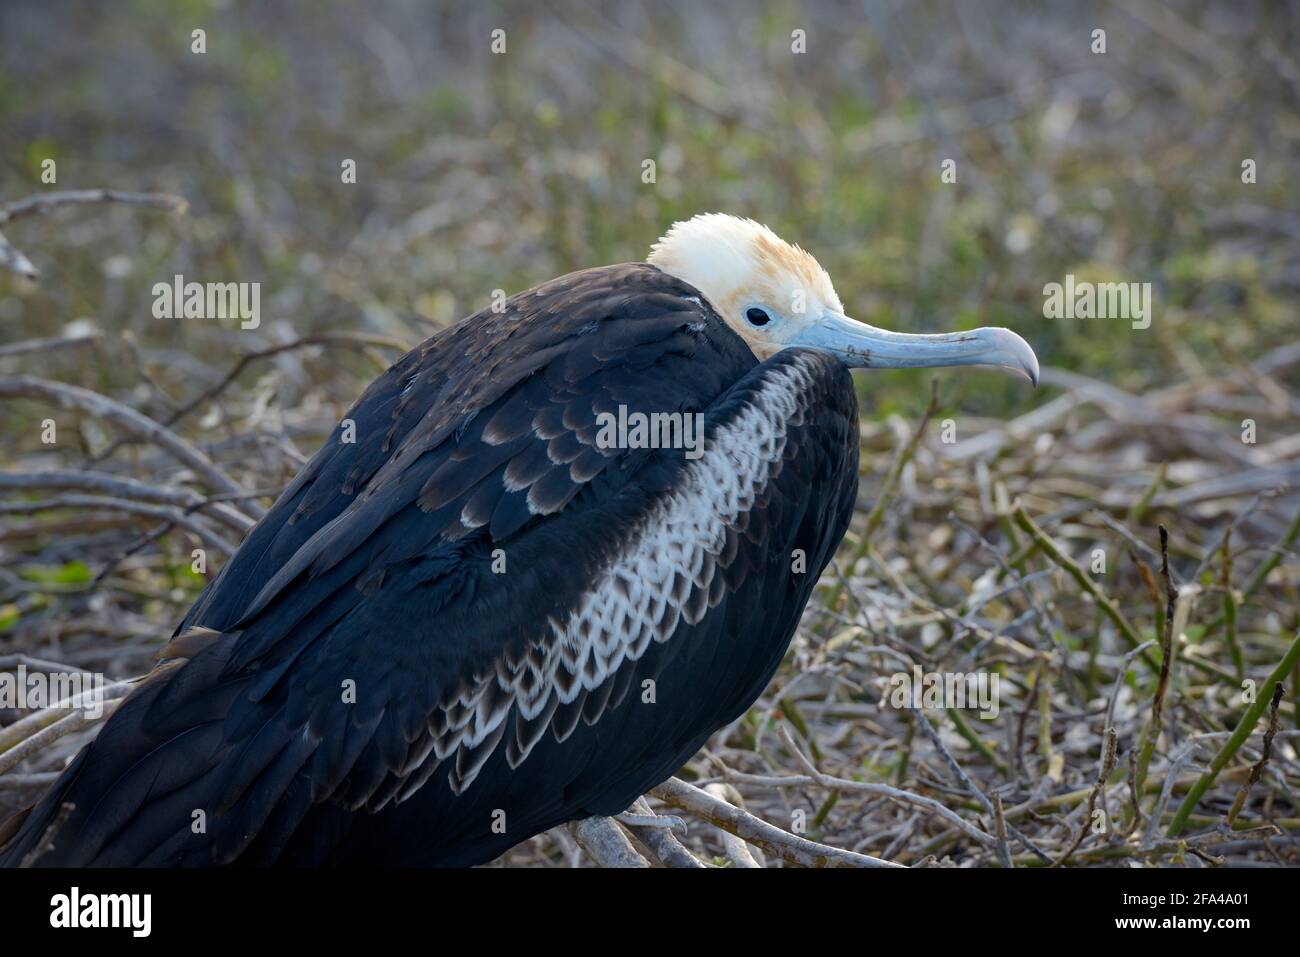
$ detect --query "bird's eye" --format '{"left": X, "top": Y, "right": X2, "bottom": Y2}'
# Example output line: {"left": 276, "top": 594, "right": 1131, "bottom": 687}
{"left": 745, "top": 307, "right": 771, "bottom": 327}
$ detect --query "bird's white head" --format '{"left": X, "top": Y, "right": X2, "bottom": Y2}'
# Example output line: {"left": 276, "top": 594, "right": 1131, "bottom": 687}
{"left": 648, "top": 213, "right": 1038, "bottom": 385}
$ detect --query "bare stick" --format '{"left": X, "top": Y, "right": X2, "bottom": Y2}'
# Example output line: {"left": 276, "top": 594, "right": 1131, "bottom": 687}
{"left": 1144, "top": 740, "right": 1201, "bottom": 847}
{"left": 992, "top": 793, "right": 1012, "bottom": 868}
{"left": 0, "top": 679, "right": 135, "bottom": 756}
{"left": 0, "top": 469, "right": 252, "bottom": 533}
{"left": 0, "top": 493, "right": 238, "bottom": 555}
{"left": 1012, "top": 503, "right": 1151, "bottom": 663}
{"left": 0, "top": 228, "right": 39, "bottom": 279}
{"left": 1168, "top": 628, "right": 1300, "bottom": 836}
{"left": 0, "top": 332, "right": 100, "bottom": 360}
{"left": 704, "top": 784, "right": 763, "bottom": 867}
{"left": 0, "top": 375, "right": 258, "bottom": 517}
{"left": 0, "top": 772, "right": 58, "bottom": 792}
{"left": 651, "top": 777, "right": 901, "bottom": 868}
{"left": 567, "top": 816, "right": 651, "bottom": 868}
{"left": 0, "top": 189, "right": 187, "bottom": 224}
{"left": 1227, "top": 683, "right": 1285, "bottom": 826}
{"left": 0, "top": 654, "right": 99, "bottom": 677}
{"left": 908, "top": 706, "right": 1048, "bottom": 863}
{"left": 0, "top": 699, "right": 122, "bottom": 776}
{"left": 1052, "top": 727, "right": 1118, "bottom": 866}
{"left": 0, "top": 190, "right": 186, "bottom": 280}
{"left": 618, "top": 797, "right": 704, "bottom": 868}
{"left": 1134, "top": 527, "right": 1182, "bottom": 804}
{"left": 158, "top": 332, "right": 412, "bottom": 431}
{"left": 774, "top": 725, "right": 998, "bottom": 849}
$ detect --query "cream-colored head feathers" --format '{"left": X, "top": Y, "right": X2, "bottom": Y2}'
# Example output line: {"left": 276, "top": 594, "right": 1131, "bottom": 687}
{"left": 648, "top": 213, "right": 843, "bottom": 359}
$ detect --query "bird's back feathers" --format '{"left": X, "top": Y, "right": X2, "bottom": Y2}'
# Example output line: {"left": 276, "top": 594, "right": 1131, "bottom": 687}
{"left": 1, "top": 263, "right": 859, "bottom": 866}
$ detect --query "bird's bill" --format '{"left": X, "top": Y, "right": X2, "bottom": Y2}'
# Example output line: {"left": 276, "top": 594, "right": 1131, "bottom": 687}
{"left": 793, "top": 312, "right": 1040, "bottom": 386}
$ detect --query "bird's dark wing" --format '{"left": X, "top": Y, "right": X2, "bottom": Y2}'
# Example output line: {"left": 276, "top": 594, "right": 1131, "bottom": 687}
{"left": 179, "top": 264, "right": 748, "bottom": 633}
{"left": 1, "top": 265, "right": 858, "bottom": 867}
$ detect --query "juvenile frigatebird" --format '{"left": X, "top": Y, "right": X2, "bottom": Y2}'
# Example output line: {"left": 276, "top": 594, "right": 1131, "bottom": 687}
{"left": 0, "top": 213, "right": 1037, "bottom": 866}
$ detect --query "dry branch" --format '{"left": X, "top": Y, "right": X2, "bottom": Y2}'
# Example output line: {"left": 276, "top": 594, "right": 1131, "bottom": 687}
{"left": 0, "top": 375, "right": 259, "bottom": 517}
{"left": 566, "top": 816, "right": 651, "bottom": 868}
{"left": 0, "top": 189, "right": 187, "bottom": 279}
{"left": 650, "top": 776, "right": 902, "bottom": 868}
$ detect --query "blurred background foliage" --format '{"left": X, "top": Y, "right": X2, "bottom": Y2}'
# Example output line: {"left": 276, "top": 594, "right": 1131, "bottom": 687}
{"left": 2, "top": 0, "right": 1295, "bottom": 429}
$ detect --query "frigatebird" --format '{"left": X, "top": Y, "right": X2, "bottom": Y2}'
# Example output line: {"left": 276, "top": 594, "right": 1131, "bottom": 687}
{"left": 0, "top": 213, "right": 1037, "bottom": 866}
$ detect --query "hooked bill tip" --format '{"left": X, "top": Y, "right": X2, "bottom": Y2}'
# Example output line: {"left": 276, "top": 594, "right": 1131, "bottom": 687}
{"left": 1023, "top": 347, "right": 1041, "bottom": 388}
{"left": 974, "top": 326, "right": 1039, "bottom": 388}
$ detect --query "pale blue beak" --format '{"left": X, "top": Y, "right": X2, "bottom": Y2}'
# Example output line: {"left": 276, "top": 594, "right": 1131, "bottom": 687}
{"left": 793, "top": 312, "right": 1040, "bottom": 386}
